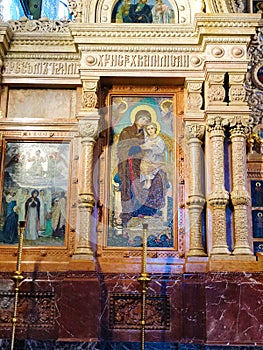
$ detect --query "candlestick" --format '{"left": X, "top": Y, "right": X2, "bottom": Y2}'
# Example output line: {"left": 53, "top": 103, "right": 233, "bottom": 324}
{"left": 138, "top": 222, "right": 151, "bottom": 350}
{"left": 142, "top": 223, "right": 148, "bottom": 274}
{"left": 11, "top": 221, "right": 26, "bottom": 350}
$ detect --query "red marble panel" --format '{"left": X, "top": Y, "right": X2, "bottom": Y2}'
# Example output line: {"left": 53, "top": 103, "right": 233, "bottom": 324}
{"left": 205, "top": 273, "right": 263, "bottom": 345}
{"left": 59, "top": 277, "right": 100, "bottom": 340}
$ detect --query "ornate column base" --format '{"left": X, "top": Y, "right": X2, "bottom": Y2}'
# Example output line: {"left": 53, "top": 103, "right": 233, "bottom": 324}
{"left": 185, "top": 256, "right": 208, "bottom": 272}
{"left": 187, "top": 197, "right": 207, "bottom": 257}
{"left": 73, "top": 195, "right": 95, "bottom": 260}
{"left": 211, "top": 246, "right": 231, "bottom": 255}
{"left": 208, "top": 193, "right": 231, "bottom": 256}
{"left": 72, "top": 249, "right": 94, "bottom": 260}
{"left": 187, "top": 248, "right": 207, "bottom": 257}
{"left": 232, "top": 246, "right": 254, "bottom": 256}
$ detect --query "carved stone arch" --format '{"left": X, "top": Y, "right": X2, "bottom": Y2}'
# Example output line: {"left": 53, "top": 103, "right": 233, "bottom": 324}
{"left": 84, "top": 0, "right": 245, "bottom": 24}
{"left": 94, "top": 0, "right": 197, "bottom": 24}
{"left": 208, "top": 0, "right": 241, "bottom": 12}
{"left": 85, "top": 0, "right": 98, "bottom": 22}
{"left": 225, "top": 0, "right": 246, "bottom": 12}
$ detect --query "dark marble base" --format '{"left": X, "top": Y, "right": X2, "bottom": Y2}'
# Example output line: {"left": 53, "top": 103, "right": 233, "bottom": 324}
{"left": 0, "top": 272, "right": 263, "bottom": 346}
{"left": 0, "top": 341, "right": 263, "bottom": 350}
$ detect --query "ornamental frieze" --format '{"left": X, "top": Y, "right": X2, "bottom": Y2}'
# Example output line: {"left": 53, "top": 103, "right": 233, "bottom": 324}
{"left": 83, "top": 53, "right": 204, "bottom": 70}
{"left": 2, "top": 60, "right": 80, "bottom": 77}
{"left": 8, "top": 18, "right": 71, "bottom": 32}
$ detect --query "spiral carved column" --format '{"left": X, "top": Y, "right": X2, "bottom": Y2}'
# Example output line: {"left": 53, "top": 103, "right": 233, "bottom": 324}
{"left": 207, "top": 117, "right": 231, "bottom": 256}
{"left": 73, "top": 78, "right": 100, "bottom": 259}
{"left": 229, "top": 116, "right": 253, "bottom": 256}
{"left": 185, "top": 124, "right": 206, "bottom": 257}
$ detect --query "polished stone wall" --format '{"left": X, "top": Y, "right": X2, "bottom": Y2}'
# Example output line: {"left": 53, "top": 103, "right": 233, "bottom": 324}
{"left": 0, "top": 271, "right": 262, "bottom": 347}
{"left": 1, "top": 341, "right": 263, "bottom": 349}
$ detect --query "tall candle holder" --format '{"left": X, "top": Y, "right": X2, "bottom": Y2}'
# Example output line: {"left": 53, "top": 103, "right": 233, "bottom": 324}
{"left": 138, "top": 223, "right": 151, "bottom": 350}
{"left": 10, "top": 221, "right": 26, "bottom": 350}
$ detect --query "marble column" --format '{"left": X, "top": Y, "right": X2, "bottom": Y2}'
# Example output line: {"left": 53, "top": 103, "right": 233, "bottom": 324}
{"left": 185, "top": 123, "right": 206, "bottom": 257}
{"left": 229, "top": 116, "right": 253, "bottom": 256}
{"left": 207, "top": 116, "right": 231, "bottom": 256}
{"left": 73, "top": 78, "right": 100, "bottom": 259}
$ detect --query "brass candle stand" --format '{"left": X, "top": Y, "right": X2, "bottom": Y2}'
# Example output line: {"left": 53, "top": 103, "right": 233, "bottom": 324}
{"left": 138, "top": 223, "right": 151, "bottom": 350}
{"left": 10, "top": 221, "right": 26, "bottom": 350}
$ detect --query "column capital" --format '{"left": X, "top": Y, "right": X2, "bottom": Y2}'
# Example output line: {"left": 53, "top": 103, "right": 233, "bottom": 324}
{"left": 78, "top": 119, "right": 99, "bottom": 141}
{"left": 231, "top": 189, "right": 250, "bottom": 206}
{"left": 207, "top": 116, "right": 229, "bottom": 134}
{"left": 185, "top": 123, "right": 205, "bottom": 141}
{"left": 228, "top": 115, "right": 251, "bottom": 136}
{"left": 78, "top": 193, "right": 95, "bottom": 210}
{"left": 208, "top": 190, "right": 229, "bottom": 208}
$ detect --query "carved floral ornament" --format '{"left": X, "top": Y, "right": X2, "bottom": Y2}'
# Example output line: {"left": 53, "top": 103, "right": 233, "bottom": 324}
{"left": 245, "top": 26, "right": 263, "bottom": 126}
{"left": 81, "top": 91, "right": 98, "bottom": 110}
{"left": 229, "top": 115, "right": 251, "bottom": 136}
{"left": 78, "top": 121, "right": 99, "bottom": 139}
{"left": 207, "top": 116, "right": 229, "bottom": 132}
{"left": 230, "top": 86, "right": 246, "bottom": 102}
{"left": 8, "top": 17, "right": 71, "bottom": 32}
{"left": 83, "top": 80, "right": 98, "bottom": 91}
{"left": 68, "top": 0, "right": 83, "bottom": 22}
{"left": 207, "top": 86, "right": 225, "bottom": 103}
{"left": 185, "top": 123, "right": 205, "bottom": 140}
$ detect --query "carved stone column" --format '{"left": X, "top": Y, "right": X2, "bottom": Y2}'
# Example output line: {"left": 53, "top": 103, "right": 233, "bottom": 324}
{"left": 185, "top": 124, "right": 206, "bottom": 257}
{"left": 229, "top": 116, "right": 253, "bottom": 256}
{"left": 73, "top": 78, "right": 100, "bottom": 259}
{"left": 207, "top": 117, "right": 231, "bottom": 256}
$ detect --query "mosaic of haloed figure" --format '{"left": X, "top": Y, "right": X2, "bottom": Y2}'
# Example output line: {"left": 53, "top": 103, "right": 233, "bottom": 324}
{"left": 108, "top": 96, "right": 175, "bottom": 248}
{"left": 112, "top": 0, "right": 175, "bottom": 23}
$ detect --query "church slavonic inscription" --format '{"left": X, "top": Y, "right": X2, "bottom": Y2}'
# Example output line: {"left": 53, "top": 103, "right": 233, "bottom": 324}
{"left": 3, "top": 61, "right": 79, "bottom": 77}
{"left": 85, "top": 53, "right": 191, "bottom": 69}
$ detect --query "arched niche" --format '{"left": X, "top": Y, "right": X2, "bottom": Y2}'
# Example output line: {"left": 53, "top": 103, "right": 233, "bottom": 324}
{"left": 90, "top": 0, "right": 206, "bottom": 24}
